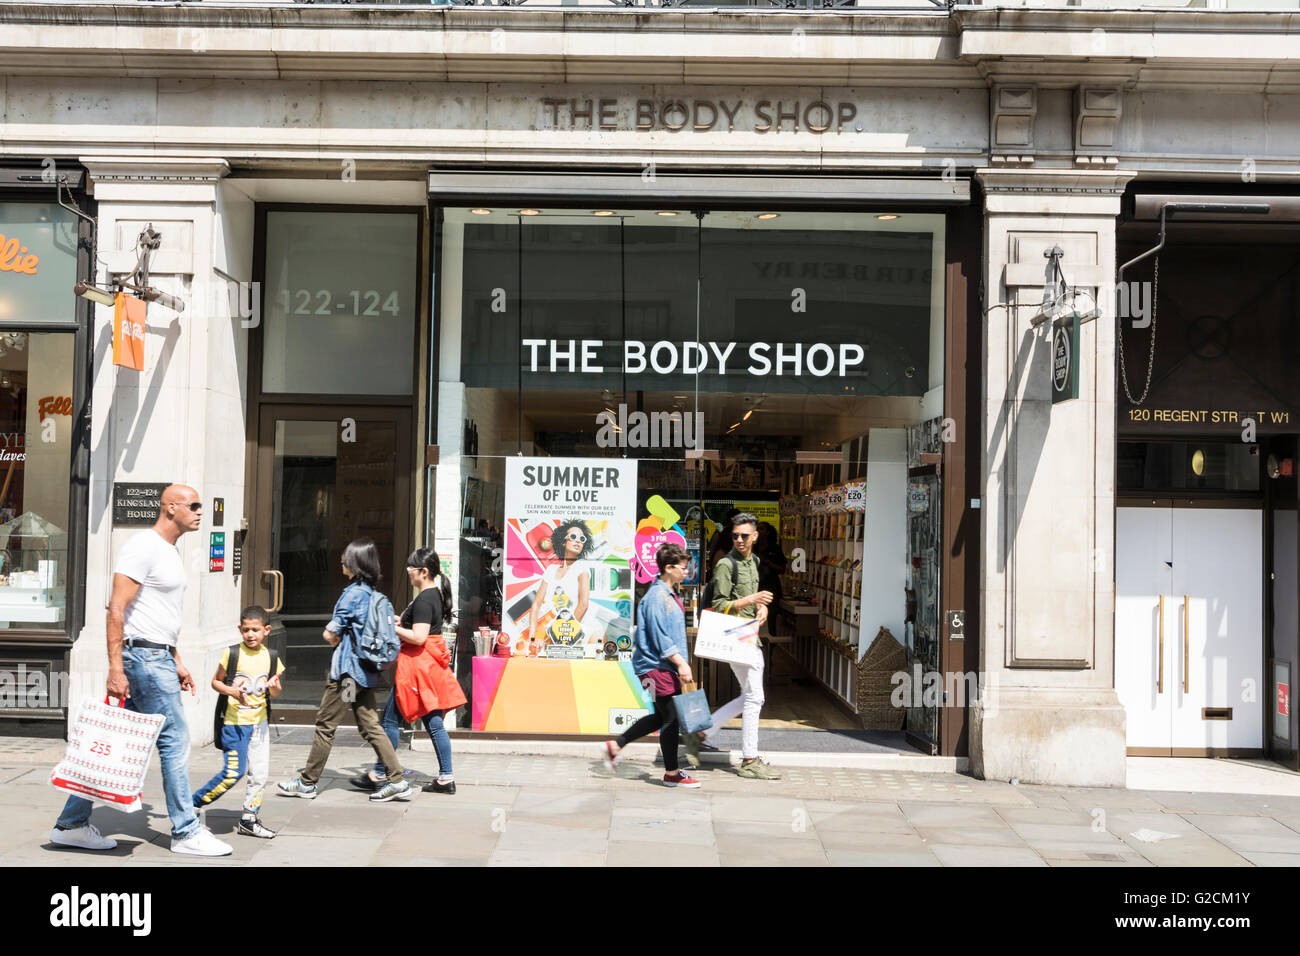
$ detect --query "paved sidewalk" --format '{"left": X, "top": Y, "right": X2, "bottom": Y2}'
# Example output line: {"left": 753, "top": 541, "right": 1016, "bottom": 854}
{"left": 3, "top": 730, "right": 1299, "bottom": 866}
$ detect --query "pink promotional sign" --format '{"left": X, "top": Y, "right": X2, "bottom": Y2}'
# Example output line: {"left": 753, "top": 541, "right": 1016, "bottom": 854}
{"left": 633, "top": 526, "right": 688, "bottom": 583}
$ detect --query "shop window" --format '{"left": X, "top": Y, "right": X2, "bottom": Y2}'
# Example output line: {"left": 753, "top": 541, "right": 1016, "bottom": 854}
{"left": 261, "top": 210, "right": 418, "bottom": 396}
{"left": 0, "top": 203, "right": 78, "bottom": 324}
{"left": 436, "top": 208, "right": 947, "bottom": 741}
{"left": 0, "top": 332, "right": 74, "bottom": 632}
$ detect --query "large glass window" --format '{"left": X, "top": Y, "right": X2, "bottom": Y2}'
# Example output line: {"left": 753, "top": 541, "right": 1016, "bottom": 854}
{"left": 0, "top": 332, "right": 74, "bottom": 632}
{"left": 437, "top": 207, "right": 947, "bottom": 742}
{"left": 261, "top": 210, "right": 419, "bottom": 395}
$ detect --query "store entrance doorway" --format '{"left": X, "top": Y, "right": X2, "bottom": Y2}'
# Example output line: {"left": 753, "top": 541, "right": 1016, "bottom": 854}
{"left": 247, "top": 405, "right": 412, "bottom": 723}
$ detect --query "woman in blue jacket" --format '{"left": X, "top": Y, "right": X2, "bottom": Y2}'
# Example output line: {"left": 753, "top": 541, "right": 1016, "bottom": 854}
{"left": 600, "top": 542, "right": 701, "bottom": 788}
{"left": 276, "top": 538, "right": 411, "bottom": 803}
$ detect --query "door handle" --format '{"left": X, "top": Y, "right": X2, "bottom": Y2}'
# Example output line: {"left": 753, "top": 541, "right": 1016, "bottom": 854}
{"left": 1157, "top": 594, "right": 1164, "bottom": 694}
{"left": 261, "top": 569, "right": 284, "bottom": 613}
{"left": 1183, "top": 594, "right": 1190, "bottom": 694}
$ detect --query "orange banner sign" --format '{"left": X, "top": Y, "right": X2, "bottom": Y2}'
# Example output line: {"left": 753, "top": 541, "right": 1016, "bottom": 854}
{"left": 113, "top": 293, "right": 146, "bottom": 371}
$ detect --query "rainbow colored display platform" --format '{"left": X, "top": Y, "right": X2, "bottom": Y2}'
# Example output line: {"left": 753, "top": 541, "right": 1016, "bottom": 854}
{"left": 472, "top": 656, "right": 652, "bottom": 733}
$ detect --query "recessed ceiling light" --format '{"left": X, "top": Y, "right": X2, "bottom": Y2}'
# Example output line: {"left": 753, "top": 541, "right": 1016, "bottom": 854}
{"left": 519, "top": 209, "right": 541, "bottom": 216}
{"left": 876, "top": 214, "right": 899, "bottom": 221}
{"left": 656, "top": 211, "right": 678, "bottom": 217}
{"left": 470, "top": 208, "right": 492, "bottom": 216}
{"left": 757, "top": 213, "right": 779, "bottom": 220}
{"left": 593, "top": 210, "right": 616, "bottom": 217}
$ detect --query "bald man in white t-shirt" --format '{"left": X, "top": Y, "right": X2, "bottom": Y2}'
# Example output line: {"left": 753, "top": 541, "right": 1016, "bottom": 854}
{"left": 49, "top": 484, "right": 233, "bottom": 858}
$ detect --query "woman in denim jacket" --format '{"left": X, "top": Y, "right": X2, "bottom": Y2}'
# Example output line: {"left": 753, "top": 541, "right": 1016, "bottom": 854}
{"left": 600, "top": 542, "right": 701, "bottom": 788}
{"left": 277, "top": 538, "right": 411, "bottom": 803}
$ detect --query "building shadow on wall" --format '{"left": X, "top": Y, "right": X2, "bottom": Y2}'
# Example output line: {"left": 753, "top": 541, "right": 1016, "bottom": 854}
{"left": 985, "top": 305, "right": 1053, "bottom": 576}
{"left": 89, "top": 315, "right": 183, "bottom": 531}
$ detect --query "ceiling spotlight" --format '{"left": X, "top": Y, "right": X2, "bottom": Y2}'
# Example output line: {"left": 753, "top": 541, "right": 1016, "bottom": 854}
{"left": 518, "top": 209, "right": 541, "bottom": 216}
{"left": 470, "top": 208, "right": 492, "bottom": 216}
{"left": 656, "top": 211, "right": 678, "bottom": 217}
{"left": 593, "top": 210, "right": 616, "bottom": 217}
{"left": 876, "top": 214, "right": 899, "bottom": 221}
{"left": 757, "top": 213, "right": 779, "bottom": 220}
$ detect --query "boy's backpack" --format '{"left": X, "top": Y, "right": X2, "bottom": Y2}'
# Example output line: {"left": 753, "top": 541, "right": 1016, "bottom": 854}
{"left": 211, "top": 643, "right": 280, "bottom": 752}
{"left": 356, "top": 586, "right": 401, "bottom": 672}
{"left": 700, "top": 554, "right": 738, "bottom": 612}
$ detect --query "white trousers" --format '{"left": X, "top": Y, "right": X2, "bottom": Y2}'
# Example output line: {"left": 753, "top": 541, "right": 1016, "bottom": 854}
{"left": 703, "top": 656, "right": 765, "bottom": 760}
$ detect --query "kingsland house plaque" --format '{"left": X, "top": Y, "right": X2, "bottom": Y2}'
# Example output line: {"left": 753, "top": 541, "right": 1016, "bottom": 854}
{"left": 112, "top": 482, "right": 170, "bottom": 527}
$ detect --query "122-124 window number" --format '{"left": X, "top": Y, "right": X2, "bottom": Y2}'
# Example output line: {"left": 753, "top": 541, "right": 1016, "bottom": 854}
{"left": 278, "top": 289, "right": 400, "bottom": 317}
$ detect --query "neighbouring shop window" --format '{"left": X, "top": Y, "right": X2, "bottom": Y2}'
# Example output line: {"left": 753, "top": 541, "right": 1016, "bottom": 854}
{"left": 261, "top": 210, "right": 419, "bottom": 395}
{"left": 0, "top": 332, "right": 74, "bottom": 632}
{"left": 0, "top": 203, "right": 78, "bottom": 324}
{"left": 437, "top": 208, "right": 947, "bottom": 740}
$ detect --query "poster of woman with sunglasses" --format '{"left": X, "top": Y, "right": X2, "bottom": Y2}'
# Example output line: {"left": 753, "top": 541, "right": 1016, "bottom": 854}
{"left": 502, "top": 458, "right": 639, "bottom": 657}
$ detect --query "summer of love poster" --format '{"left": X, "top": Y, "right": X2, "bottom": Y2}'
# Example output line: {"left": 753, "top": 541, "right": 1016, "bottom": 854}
{"left": 502, "top": 457, "right": 638, "bottom": 658}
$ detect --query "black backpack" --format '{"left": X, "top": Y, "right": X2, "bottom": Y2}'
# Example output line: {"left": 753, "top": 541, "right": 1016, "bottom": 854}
{"left": 211, "top": 643, "right": 280, "bottom": 751}
{"left": 700, "top": 555, "right": 738, "bottom": 612}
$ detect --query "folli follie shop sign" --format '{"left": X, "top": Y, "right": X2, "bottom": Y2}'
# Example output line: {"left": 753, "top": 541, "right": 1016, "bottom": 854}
{"left": 0, "top": 233, "right": 39, "bottom": 275}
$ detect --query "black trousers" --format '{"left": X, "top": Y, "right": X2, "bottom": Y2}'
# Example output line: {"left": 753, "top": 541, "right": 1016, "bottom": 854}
{"left": 616, "top": 695, "right": 680, "bottom": 773}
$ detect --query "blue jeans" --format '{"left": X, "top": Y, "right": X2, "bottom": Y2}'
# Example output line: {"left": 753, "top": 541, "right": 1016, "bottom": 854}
{"left": 376, "top": 690, "right": 452, "bottom": 780}
{"left": 56, "top": 646, "right": 201, "bottom": 840}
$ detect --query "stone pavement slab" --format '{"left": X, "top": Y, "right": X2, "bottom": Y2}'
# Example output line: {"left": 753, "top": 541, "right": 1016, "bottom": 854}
{"left": 0, "top": 738, "right": 1290, "bottom": 867}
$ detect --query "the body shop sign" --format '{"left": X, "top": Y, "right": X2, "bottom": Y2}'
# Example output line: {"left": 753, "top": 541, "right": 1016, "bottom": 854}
{"left": 0, "top": 203, "right": 78, "bottom": 323}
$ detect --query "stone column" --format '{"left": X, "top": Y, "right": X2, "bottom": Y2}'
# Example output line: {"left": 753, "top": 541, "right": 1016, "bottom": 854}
{"left": 69, "top": 157, "right": 255, "bottom": 745}
{"left": 971, "top": 168, "right": 1134, "bottom": 787}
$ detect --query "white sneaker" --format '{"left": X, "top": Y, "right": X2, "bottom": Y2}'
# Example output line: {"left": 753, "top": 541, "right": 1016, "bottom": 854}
{"left": 170, "top": 827, "right": 233, "bottom": 857}
{"left": 49, "top": 823, "right": 116, "bottom": 851}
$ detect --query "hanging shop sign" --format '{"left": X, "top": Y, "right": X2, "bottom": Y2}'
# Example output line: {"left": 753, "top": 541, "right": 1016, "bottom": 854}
{"left": 112, "top": 293, "right": 146, "bottom": 372}
{"left": 0, "top": 203, "right": 78, "bottom": 323}
{"left": 1051, "top": 313, "right": 1079, "bottom": 405}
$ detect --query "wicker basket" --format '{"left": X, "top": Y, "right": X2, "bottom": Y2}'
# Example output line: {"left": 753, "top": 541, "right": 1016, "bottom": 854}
{"left": 857, "top": 626, "right": 907, "bottom": 731}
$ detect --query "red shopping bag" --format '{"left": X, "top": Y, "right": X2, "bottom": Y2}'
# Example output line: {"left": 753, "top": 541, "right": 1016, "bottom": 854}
{"left": 49, "top": 697, "right": 165, "bottom": 812}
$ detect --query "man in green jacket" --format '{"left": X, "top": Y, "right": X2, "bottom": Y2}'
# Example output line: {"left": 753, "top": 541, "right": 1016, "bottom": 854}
{"left": 697, "top": 512, "right": 781, "bottom": 780}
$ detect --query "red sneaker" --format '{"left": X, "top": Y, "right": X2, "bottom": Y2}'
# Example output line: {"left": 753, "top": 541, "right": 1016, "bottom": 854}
{"left": 663, "top": 770, "right": 702, "bottom": 789}
{"left": 601, "top": 740, "right": 621, "bottom": 771}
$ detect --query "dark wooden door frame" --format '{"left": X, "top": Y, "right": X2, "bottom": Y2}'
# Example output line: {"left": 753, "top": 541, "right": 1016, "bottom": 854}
{"left": 933, "top": 192, "right": 982, "bottom": 759}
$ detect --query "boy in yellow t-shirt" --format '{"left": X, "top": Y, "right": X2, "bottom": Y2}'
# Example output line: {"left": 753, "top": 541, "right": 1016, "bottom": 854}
{"left": 192, "top": 606, "right": 285, "bottom": 838}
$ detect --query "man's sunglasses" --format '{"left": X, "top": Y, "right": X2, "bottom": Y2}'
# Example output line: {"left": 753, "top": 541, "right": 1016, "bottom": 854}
{"left": 182, "top": 502, "right": 202, "bottom": 512}
{"left": 731, "top": 532, "right": 753, "bottom": 540}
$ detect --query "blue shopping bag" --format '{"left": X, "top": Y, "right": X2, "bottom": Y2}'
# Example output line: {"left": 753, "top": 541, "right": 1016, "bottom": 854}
{"left": 673, "top": 683, "right": 713, "bottom": 736}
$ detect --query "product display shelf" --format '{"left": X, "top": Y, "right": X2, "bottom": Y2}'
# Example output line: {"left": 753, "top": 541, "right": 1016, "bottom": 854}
{"left": 793, "top": 624, "right": 859, "bottom": 713}
{"left": 779, "top": 488, "right": 861, "bottom": 712}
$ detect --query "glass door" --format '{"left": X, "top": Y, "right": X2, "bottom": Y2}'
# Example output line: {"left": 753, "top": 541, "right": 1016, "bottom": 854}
{"left": 249, "top": 405, "right": 412, "bottom": 719}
